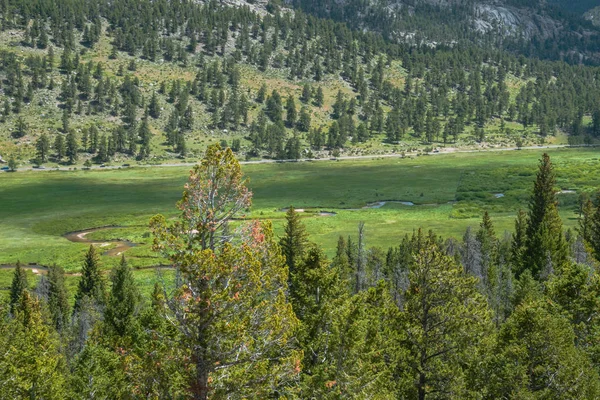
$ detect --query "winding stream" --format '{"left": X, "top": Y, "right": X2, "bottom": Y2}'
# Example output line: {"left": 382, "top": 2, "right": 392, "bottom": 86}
{"left": 63, "top": 226, "right": 138, "bottom": 256}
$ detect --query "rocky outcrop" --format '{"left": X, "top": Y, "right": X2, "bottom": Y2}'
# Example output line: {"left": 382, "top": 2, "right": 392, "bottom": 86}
{"left": 584, "top": 6, "right": 600, "bottom": 27}
{"left": 473, "top": 3, "right": 565, "bottom": 40}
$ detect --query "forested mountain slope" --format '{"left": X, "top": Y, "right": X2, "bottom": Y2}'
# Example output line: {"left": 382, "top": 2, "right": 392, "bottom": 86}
{"left": 551, "top": 0, "right": 599, "bottom": 15}
{"left": 1, "top": 0, "right": 600, "bottom": 171}
{"left": 290, "top": 0, "right": 600, "bottom": 64}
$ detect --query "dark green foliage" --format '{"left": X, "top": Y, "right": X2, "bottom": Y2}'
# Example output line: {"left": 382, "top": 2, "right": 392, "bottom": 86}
{"left": 35, "top": 133, "right": 50, "bottom": 163}
{"left": 66, "top": 130, "right": 78, "bottom": 164}
{"left": 9, "top": 261, "right": 28, "bottom": 313}
{"left": 54, "top": 135, "right": 66, "bottom": 161}
{"left": 74, "top": 245, "right": 106, "bottom": 313}
{"left": 523, "top": 153, "right": 568, "bottom": 278}
{"left": 4, "top": 1, "right": 600, "bottom": 397}
{"left": 280, "top": 206, "right": 309, "bottom": 278}
{"left": 12, "top": 117, "right": 27, "bottom": 138}
{"left": 46, "top": 265, "right": 70, "bottom": 332}
{"left": 104, "top": 255, "right": 139, "bottom": 337}
{"left": 485, "top": 297, "right": 600, "bottom": 398}
{"left": 148, "top": 91, "right": 160, "bottom": 119}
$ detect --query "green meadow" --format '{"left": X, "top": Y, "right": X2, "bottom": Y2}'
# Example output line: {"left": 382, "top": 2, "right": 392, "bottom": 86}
{"left": 2, "top": 147, "right": 600, "bottom": 293}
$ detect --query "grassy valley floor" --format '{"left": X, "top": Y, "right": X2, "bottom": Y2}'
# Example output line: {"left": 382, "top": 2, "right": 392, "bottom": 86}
{"left": 1, "top": 147, "right": 599, "bottom": 294}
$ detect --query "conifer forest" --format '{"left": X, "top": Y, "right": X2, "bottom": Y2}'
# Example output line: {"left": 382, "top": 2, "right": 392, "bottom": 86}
{"left": 3, "top": 0, "right": 600, "bottom": 398}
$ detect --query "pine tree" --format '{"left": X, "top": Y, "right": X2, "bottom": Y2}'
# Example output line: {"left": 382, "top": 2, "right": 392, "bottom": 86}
{"left": 66, "top": 130, "right": 78, "bottom": 164}
{"left": 401, "top": 237, "right": 492, "bottom": 399}
{"left": 486, "top": 297, "right": 600, "bottom": 398}
{"left": 74, "top": 245, "right": 106, "bottom": 313}
{"left": 315, "top": 87, "right": 324, "bottom": 107}
{"left": 256, "top": 83, "right": 267, "bottom": 103}
{"left": 511, "top": 209, "right": 528, "bottom": 276}
{"left": 148, "top": 91, "right": 160, "bottom": 119}
{"left": 152, "top": 219, "right": 299, "bottom": 398}
{"left": 54, "top": 134, "right": 66, "bottom": 161}
{"left": 265, "top": 90, "right": 283, "bottom": 122}
{"left": 239, "top": 93, "right": 249, "bottom": 125}
{"left": 150, "top": 145, "right": 300, "bottom": 397}
{"left": 477, "top": 211, "right": 497, "bottom": 280}
{"left": 138, "top": 114, "right": 151, "bottom": 145}
{"left": 9, "top": 261, "right": 28, "bottom": 314}
{"left": 301, "top": 83, "right": 312, "bottom": 103}
{"left": 12, "top": 117, "right": 27, "bottom": 138}
{"left": 297, "top": 106, "right": 311, "bottom": 132}
{"left": 46, "top": 265, "right": 70, "bottom": 332}
{"left": 579, "top": 198, "right": 594, "bottom": 245}
{"left": 105, "top": 255, "right": 139, "bottom": 337}
{"left": 523, "top": 153, "right": 568, "bottom": 279}
{"left": 97, "top": 135, "right": 108, "bottom": 162}
{"left": 0, "top": 291, "right": 67, "bottom": 399}
{"left": 69, "top": 343, "right": 127, "bottom": 398}
{"left": 36, "top": 133, "right": 50, "bottom": 163}
{"left": 280, "top": 206, "right": 309, "bottom": 281}
{"left": 7, "top": 155, "right": 17, "bottom": 172}
{"left": 285, "top": 95, "right": 297, "bottom": 127}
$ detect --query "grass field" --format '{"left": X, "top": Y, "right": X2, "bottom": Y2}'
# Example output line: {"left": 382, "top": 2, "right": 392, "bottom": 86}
{"left": 2, "top": 147, "right": 600, "bottom": 294}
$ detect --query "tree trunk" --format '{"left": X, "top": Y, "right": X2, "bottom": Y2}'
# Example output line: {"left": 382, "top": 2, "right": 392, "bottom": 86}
{"left": 191, "top": 350, "right": 210, "bottom": 400}
{"left": 418, "top": 371, "right": 426, "bottom": 400}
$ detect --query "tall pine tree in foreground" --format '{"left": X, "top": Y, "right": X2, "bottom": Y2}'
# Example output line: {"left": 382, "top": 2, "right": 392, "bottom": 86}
{"left": 280, "top": 206, "right": 309, "bottom": 283}
{"left": 74, "top": 245, "right": 106, "bottom": 313}
{"left": 486, "top": 296, "right": 600, "bottom": 398}
{"left": 0, "top": 291, "right": 66, "bottom": 399}
{"left": 400, "top": 235, "right": 492, "bottom": 399}
{"left": 104, "top": 255, "right": 139, "bottom": 338}
{"left": 9, "top": 261, "right": 28, "bottom": 313}
{"left": 522, "top": 153, "right": 567, "bottom": 278}
{"left": 47, "top": 264, "right": 70, "bottom": 331}
{"left": 151, "top": 144, "right": 300, "bottom": 399}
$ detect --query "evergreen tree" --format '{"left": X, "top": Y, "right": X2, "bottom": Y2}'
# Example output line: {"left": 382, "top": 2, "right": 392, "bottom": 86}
{"left": 297, "top": 106, "right": 311, "bottom": 132}
{"left": 280, "top": 206, "right": 309, "bottom": 281}
{"left": 12, "top": 117, "right": 27, "bottom": 138}
{"left": 0, "top": 291, "right": 67, "bottom": 399}
{"left": 578, "top": 198, "right": 594, "bottom": 245}
{"left": 46, "top": 265, "right": 70, "bottom": 332}
{"left": 104, "top": 255, "right": 139, "bottom": 337}
{"left": 297, "top": 252, "right": 397, "bottom": 397}
{"left": 265, "top": 90, "right": 283, "bottom": 122}
{"left": 69, "top": 343, "right": 127, "bottom": 398}
{"left": 315, "top": 87, "right": 324, "bottom": 107}
{"left": 239, "top": 93, "right": 249, "bottom": 125}
{"left": 523, "top": 154, "right": 568, "bottom": 279}
{"left": 547, "top": 261, "right": 600, "bottom": 362}
{"left": 35, "top": 133, "right": 50, "bottom": 163}
{"left": 54, "top": 134, "right": 66, "bottom": 161}
{"left": 150, "top": 146, "right": 299, "bottom": 397}
{"left": 74, "top": 245, "right": 106, "bottom": 313}
{"left": 148, "top": 91, "right": 160, "bottom": 119}
{"left": 485, "top": 297, "right": 600, "bottom": 398}
{"left": 285, "top": 95, "right": 297, "bottom": 127}
{"left": 301, "top": 84, "right": 312, "bottom": 103}
{"left": 511, "top": 209, "right": 528, "bottom": 276}
{"left": 9, "top": 261, "right": 28, "bottom": 314}
{"left": 256, "top": 83, "right": 267, "bottom": 103}
{"left": 7, "top": 155, "right": 17, "bottom": 172}
{"left": 66, "top": 130, "right": 78, "bottom": 164}
{"left": 400, "top": 236, "right": 492, "bottom": 399}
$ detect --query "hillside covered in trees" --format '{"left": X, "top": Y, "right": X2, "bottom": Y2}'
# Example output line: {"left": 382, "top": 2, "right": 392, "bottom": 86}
{"left": 3, "top": 145, "right": 600, "bottom": 398}
{"left": 4, "top": 0, "right": 600, "bottom": 398}
{"left": 2, "top": 0, "right": 600, "bottom": 171}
